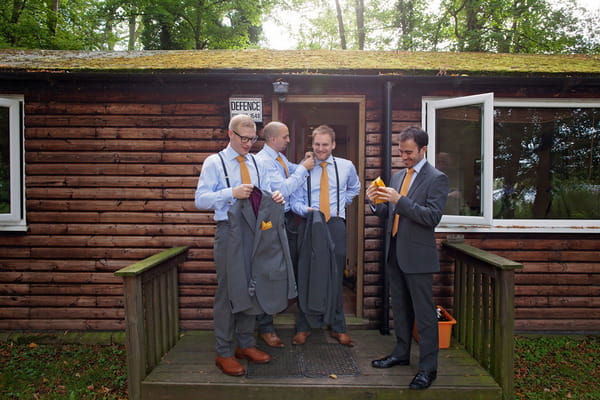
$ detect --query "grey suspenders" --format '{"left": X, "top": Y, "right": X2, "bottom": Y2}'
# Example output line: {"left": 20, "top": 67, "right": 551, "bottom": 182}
{"left": 217, "top": 152, "right": 261, "bottom": 188}
{"left": 307, "top": 157, "right": 340, "bottom": 217}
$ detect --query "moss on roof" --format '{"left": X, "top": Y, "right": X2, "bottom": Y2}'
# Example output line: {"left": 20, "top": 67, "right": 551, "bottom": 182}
{"left": 0, "top": 49, "right": 599, "bottom": 76}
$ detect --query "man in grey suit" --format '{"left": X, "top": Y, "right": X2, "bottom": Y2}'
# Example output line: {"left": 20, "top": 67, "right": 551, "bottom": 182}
{"left": 366, "top": 126, "right": 448, "bottom": 390}
{"left": 195, "top": 114, "right": 286, "bottom": 377}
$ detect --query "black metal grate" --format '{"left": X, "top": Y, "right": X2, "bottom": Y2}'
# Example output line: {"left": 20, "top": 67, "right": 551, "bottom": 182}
{"left": 246, "top": 330, "right": 360, "bottom": 378}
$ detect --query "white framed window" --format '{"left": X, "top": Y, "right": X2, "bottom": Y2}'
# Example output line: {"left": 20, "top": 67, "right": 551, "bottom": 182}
{"left": 0, "top": 95, "right": 26, "bottom": 231}
{"left": 424, "top": 96, "right": 600, "bottom": 233}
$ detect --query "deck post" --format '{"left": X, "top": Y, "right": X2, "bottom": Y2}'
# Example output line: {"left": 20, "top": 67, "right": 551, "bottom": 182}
{"left": 121, "top": 274, "right": 146, "bottom": 400}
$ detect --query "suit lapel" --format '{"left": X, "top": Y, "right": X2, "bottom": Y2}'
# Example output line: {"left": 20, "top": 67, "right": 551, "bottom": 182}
{"left": 252, "top": 192, "right": 270, "bottom": 258}
{"left": 241, "top": 198, "right": 257, "bottom": 234}
{"left": 407, "top": 162, "right": 430, "bottom": 197}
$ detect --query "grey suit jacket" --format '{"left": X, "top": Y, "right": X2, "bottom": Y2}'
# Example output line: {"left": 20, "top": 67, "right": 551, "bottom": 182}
{"left": 227, "top": 188, "right": 298, "bottom": 315}
{"left": 373, "top": 162, "right": 449, "bottom": 274}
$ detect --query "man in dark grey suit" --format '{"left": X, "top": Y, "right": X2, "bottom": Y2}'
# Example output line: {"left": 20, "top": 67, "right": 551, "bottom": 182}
{"left": 366, "top": 126, "right": 448, "bottom": 390}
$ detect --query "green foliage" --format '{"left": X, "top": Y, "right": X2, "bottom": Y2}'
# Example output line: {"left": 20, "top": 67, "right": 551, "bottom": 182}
{"left": 0, "top": 0, "right": 272, "bottom": 50}
{"left": 0, "top": 0, "right": 105, "bottom": 49}
{"left": 135, "top": 0, "right": 271, "bottom": 50}
{"left": 272, "top": 0, "right": 600, "bottom": 54}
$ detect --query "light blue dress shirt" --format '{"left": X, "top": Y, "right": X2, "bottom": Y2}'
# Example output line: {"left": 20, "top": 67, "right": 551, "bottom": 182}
{"left": 195, "top": 144, "right": 274, "bottom": 221}
{"left": 290, "top": 155, "right": 360, "bottom": 219}
{"left": 407, "top": 157, "right": 427, "bottom": 190}
{"left": 255, "top": 145, "right": 309, "bottom": 212}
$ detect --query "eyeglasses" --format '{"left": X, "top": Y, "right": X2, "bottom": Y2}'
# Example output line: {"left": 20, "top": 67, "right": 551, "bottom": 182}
{"left": 232, "top": 129, "right": 258, "bottom": 144}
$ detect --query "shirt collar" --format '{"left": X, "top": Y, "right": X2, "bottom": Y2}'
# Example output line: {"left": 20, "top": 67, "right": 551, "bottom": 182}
{"left": 262, "top": 144, "right": 279, "bottom": 159}
{"left": 224, "top": 144, "right": 245, "bottom": 161}
{"left": 317, "top": 155, "right": 334, "bottom": 165}
{"left": 413, "top": 157, "right": 427, "bottom": 173}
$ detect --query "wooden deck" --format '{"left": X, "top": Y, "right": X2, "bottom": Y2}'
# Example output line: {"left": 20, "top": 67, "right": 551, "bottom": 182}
{"left": 142, "top": 329, "right": 501, "bottom": 400}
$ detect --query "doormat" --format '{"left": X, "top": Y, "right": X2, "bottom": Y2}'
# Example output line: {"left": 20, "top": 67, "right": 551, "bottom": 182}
{"left": 246, "top": 330, "right": 360, "bottom": 378}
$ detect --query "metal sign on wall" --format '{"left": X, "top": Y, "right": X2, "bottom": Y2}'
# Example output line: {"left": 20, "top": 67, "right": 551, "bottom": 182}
{"left": 229, "top": 96, "right": 263, "bottom": 123}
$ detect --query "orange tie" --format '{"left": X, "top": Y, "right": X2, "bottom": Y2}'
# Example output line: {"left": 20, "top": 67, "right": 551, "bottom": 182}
{"left": 391, "top": 168, "right": 415, "bottom": 237}
{"left": 236, "top": 155, "right": 251, "bottom": 184}
{"left": 319, "top": 162, "right": 331, "bottom": 221}
{"left": 276, "top": 155, "right": 289, "bottom": 178}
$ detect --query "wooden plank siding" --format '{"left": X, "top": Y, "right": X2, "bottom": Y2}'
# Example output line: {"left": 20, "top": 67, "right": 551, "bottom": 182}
{"left": 1, "top": 78, "right": 247, "bottom": 331}
{"left": 0, "top": 74, "right": 598, "bottom": 333}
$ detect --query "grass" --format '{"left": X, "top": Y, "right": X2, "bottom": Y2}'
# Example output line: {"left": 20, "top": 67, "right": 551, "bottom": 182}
{"left": 514, "top": 335, "right": 600, "bottom": 399}
{"left": 0, "top": 341, "right": 127, "bottom": 400}
{"left": 0, "top": 334, "right": 598, "bottom": 399}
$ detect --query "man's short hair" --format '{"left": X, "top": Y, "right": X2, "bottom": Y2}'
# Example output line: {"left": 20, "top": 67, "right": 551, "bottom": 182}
{"left": 262, "top": 121, "right": 287, "bottom": 140}
{"left": 399, "top": 126, "right": 428, "bottom": 149}
{"left": 311, "top": 124, "right": 336, "bottom": 142}
{"left": 229, "top": 114, "right": 256, "bottom": 133}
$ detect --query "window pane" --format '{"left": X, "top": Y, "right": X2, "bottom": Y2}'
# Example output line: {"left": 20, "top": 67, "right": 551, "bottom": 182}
{"left": 435, "top": 105, "right": 483, "bottom": 216}
{"left": 494, "top": 107, "right": 600, "bottom": 219}
{"left": 0, "top": 106, "right": 9, "bottom": 214}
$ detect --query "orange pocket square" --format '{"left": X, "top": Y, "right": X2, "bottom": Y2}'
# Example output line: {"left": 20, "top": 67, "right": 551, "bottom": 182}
{"left": 261, "top": 221, "right": 273, "bottom": 231}
{"left": 370, "top": 176, "right": 386, "bottom": 204}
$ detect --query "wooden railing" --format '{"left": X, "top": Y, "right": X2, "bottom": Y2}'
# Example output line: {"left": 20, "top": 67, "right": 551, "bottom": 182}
{"left": 442, "top": 237, "right": 523, "bottom": 400}
{"left": 114, "top": 246, "right": 189, "bottom": 400}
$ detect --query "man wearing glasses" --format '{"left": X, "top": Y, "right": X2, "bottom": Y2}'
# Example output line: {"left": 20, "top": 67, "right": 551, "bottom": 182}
{"left": 195, "top": 114, "right": 285, "bottom": 376}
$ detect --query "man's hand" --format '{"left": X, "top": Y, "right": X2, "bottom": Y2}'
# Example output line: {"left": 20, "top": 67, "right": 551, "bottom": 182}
{"left": 301, "top": 151, "right": 315, "bottom": 171}
{"left": 366, "top": 184, "right": 379, "bottom": 203}
{"left": 232, "top": 184, "right": 254, "bottom": 199}
{"left": 271, "top": 190, "right": 285, "bottom": 204}
{"left": 375, "top": 186, "right": 401, "bottom": 204}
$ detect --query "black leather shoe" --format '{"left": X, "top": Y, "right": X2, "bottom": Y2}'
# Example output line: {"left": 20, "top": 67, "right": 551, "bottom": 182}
{"left": 409, "top": 370, "right": 437, "bottom": 390}
{"left": 371, "top": 355, "right": 410, "bottom": 368}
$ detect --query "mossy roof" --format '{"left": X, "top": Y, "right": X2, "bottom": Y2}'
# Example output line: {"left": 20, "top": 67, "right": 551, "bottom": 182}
{"left": 0, "top": 49, "right": 599, "bottom": 77}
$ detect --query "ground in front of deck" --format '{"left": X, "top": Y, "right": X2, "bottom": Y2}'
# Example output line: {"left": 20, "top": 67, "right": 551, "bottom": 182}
{"left": 142, "top": 329, "right": 501, "bottom": 400}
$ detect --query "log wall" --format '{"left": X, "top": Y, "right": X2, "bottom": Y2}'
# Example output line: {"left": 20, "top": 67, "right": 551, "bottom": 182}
{"left": 0, "top": 74, "right": 598, "bottom": 333}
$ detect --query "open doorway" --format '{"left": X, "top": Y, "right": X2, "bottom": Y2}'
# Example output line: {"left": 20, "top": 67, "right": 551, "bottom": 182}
{"left": 273, "top": 95, "right": 366, "bottom": 317}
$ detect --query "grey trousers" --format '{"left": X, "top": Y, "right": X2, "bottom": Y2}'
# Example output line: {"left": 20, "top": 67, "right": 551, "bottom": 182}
{"left": 388, "top": 242, "right": 438, "bottom": 373}
{"left": 214, "top": 221, "right": 256, "bottom": 357}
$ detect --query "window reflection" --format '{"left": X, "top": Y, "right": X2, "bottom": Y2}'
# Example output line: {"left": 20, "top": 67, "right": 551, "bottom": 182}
{"left": 435, "top": 105, "right": 483, "bottom": 216}
{"left": 494, "top": 107, "right": 599, "bottom": 219}
{"left": 0, "top": 107, "right": 10, "bottom": 214}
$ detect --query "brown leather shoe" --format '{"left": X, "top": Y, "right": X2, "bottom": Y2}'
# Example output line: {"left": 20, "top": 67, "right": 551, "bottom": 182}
{"left": 261, "top": 332, "right": 285, "bottom": 348}
{"left": 330, "top": 331, "right": 354, "bottom": 347}
{"left": 235, "top": 347, "right": 271, "bottom": 364}
{"left": 292, "top": 331, "right": 312, "bottom": 345}
{"left": 215, "top": 355, "right": 245, "bottom": 376}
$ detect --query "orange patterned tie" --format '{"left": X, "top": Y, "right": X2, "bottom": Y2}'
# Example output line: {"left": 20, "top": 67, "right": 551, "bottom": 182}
{"left": 276, "top": 155, "right": 289, "bottom": 178}
{"left": 236, "top": 156, "right": 251, "bottom": 184}
{"left": 319, "top": 162, "right": 331, "bottom": 221}
{"left": 391, "top": 168, "right": 415, "bottom": 237}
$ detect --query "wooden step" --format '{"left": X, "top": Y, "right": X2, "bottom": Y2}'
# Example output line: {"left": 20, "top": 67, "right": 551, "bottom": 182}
{"left": 142, "top": 330, "right": 502, "bottom": 400}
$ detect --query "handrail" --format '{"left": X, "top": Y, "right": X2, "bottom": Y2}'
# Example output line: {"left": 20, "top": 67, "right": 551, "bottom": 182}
{"left": 114, "top": 246, "right": 189, "bottom": 400}
{"left": 442, "top": 237, "right": 522, "bottom": 400}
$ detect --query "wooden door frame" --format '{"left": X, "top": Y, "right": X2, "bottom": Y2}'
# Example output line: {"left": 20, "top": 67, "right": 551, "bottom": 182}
{"left": 273, "top": 95, "right": 366, "bottom": 318}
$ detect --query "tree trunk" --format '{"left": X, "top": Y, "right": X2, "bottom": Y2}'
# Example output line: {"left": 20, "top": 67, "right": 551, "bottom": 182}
{"left": 355, "top": 0, "right": 365, "bottom": 50}
{"left": 47, "top": 0, "right": 60, "bottom": 37}
{"left": 532, "top": 126, "right": 554, "bottom": 218}
{"left": 334, "top": 0, "right": 347, "bottom": 49}
{"left": 128, "top": 6, "right": 138, "bottom": 51}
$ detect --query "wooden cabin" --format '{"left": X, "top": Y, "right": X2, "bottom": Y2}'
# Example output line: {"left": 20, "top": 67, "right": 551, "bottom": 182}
{"left": 0, "top": 49, "right": 598, "bottom": 334}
